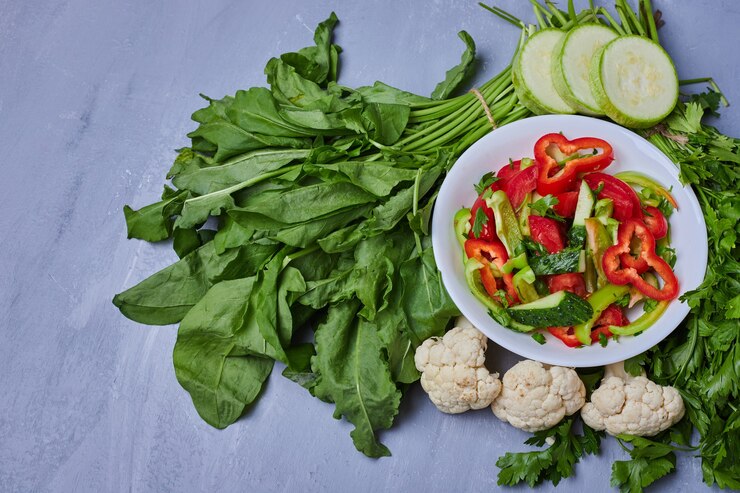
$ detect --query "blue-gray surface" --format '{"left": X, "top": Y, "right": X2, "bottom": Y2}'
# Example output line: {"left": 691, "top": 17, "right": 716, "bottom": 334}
{"left": 1, "top": 0, "right": 738, "bottom": 491}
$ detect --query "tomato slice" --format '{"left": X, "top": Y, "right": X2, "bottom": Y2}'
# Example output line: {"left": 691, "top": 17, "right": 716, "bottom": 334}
{"left": 589, "top": 304, "right": 629, "bottom": 343}
{"left": 643, "top": 206, "right": 668, "bottom": 239}
{"left": 547, "top": 273, "right": 587, "bottom": 298}
{"left": 552, "top": 190, "right": 579, "bottom": 218}
{"left": 497, "top": 159, "right": 523, "bottom": 181}
{"left": 502, "top": 164, "right": 538, "bottom": 210}
{"left": 528, "top": 215, "right": 565, "bottom": 253}
{"left": 583, "top": 173, "right": 642, "bottom": 222}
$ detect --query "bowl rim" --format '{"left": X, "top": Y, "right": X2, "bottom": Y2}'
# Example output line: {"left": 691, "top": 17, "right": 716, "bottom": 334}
{"left": 431, "top": 114, "right": 708, "bottom": 367}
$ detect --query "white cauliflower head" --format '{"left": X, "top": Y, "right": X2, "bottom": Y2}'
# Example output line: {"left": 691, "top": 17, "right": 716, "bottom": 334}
{"left": 492, "top": 360, "right": 586, "bottom": 432}
{"left": 414, "top": 317, "right": 502, "bottom": 414}
{"left": 580, "top": 362, "right": 685, "bottom": 436}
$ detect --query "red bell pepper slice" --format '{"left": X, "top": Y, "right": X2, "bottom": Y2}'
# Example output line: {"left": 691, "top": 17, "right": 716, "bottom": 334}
{"left": 528, "top": 215, "right": 565, "bottom": 253}
{"left": 547, "top": 273, "right": 587, "bottom": 298}
{"left": 547, "top": 327, "right": 582, "bottom": 347}
{"left": 552, "top": 190, "right": 579, "bottom": 218}
{"left": 643, "top": 206, "right": 668, "bottom": 239}
{"left": 583, "top": 173, "right": 642, "bottom": 222}
{"left": 620, "top": 252, "right": 649, "bottom": 274}
{"left": 464, "top": 238, "right": 519, "bottom": 304}
{"left": 602, "top": 219, "right": 679, "bottom": 301}
{"left": 534, "top": 133, "right": 614, "bottom": 196}
{"left": 502, "top": 164, "right": 538, "bottom": 210}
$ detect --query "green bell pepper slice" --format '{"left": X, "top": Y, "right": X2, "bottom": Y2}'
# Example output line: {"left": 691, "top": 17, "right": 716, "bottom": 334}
{"left": 464, "top": 258, "right": 534, "bottom": 333}
{"left": 573, "top": 284, "right": 631, "bottom": 345}
{"left": 485, "top": 190, "right": 524, "bottom": 257}
{"left": 454, "top": 208, "right": 471, "bottom": 248}
{"left": 609, "top": 301, "right": 669, "bottom": 336}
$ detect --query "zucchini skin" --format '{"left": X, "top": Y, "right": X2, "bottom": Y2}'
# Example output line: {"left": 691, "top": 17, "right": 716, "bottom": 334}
{"left": 529, "top": 250, "right": 584, "bottom": 275}
{"left": 507, "top": 291, "right": 594, "bottom": 326}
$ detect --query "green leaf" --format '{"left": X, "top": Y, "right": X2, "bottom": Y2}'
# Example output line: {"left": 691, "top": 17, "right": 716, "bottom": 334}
{"left": 610, "top": 455, "right": 675, "bottom": 493}
{"left": 123, "top": 186, "right": 189, "bottom": 242}
{"left": 431, "top": 31, "right": 476, "bottom": 100}
{"left": 173, "top": 277, "right": 278, "bottom": 428}
{"left": 311, "top": 300, "right": 402, "bottom": 457}
{"left": 281, "top": 343, "right": 318, "bottom": 390}
{"left": 113, "top": 241, "right": 277, "bottom": 325}
{"left": 172, "top": 148, "right": 309, "bottom": 195}
{"left": 235, "top": 181, "right": 376, "bottom": 224}
{"left": 471, "top": 207, "right": 488, "bottom": 237}
{"left": 399, "top": 243, "right": 459, "bottom": 346}
{"left": 362, "top": 102, "right": 410, "bottom": 145}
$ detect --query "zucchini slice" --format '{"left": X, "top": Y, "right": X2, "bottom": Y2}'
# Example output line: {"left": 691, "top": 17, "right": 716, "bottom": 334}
{"left": 590, "top": 35, "right": 678, "bottom": 128}
{"left": 513, "top": 29, "right": 576, "bottom": 115}
{"left": 507, "top": 290, "right": 593, "bottom": 327}
{"left": 552, "top": 24, "right": 618, "bottom": 116}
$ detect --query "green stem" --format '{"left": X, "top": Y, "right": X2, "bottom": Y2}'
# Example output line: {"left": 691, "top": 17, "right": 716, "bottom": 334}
{"left": 642, "top": 0, "right": 660, "bottom": 42}
{"left": 544, "top": 0, "right": 569, "bottom": 26}
{"left": 679, "top": 78, "right": 729, "bottom": 106}
{"left": 618, "top": 0, "right": 646, "bottom": 36}
{"left": 478, "top": 2, "right": 525, "bottom": 28}
{"left": 599, "top": 7, "right": 626, "bottom": 35}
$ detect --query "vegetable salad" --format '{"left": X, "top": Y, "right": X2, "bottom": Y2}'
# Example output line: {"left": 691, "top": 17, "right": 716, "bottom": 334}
{"left": 455, "top": 132, "right": 679, "bottom": 347}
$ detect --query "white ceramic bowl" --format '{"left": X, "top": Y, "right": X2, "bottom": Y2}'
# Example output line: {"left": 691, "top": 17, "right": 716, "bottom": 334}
{"left": 432, "top": 115, "right": 707, "bottom": 367}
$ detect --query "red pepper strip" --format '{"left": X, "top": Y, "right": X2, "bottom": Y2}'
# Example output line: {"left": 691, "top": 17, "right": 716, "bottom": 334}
{"left": 552, "top": 190, "right": 579, "bottom": 218}
{"left": 583, "top": 173, "right": 642, "bottom": 222}
{"left": 534, "top": 133, "right": 614, "bottom": 196}
{"left": 548, "top": 326, "right": 582, "bottom": 347}
{"left": 620, "top": 252, "right": 649, "bottom": 274}
{"left": 502, "top": 164, "right": 538, "bottom": 210}
{"left": 547, "top": 273, "right": 587, "bottom": 298}
{"left": 528, "top": 215, "right": 566, "bottom": 253}
{"left": 602, "top": 219, "right": 679, "bottom": 301}
{"left": 464, "top": 239, "right": 519, "bottom": 304}
{"left": 589, "top": 304, "right": 629, "bottom": 343}
{"left": 643, "top": 206, "right": 668, "bottom": 239}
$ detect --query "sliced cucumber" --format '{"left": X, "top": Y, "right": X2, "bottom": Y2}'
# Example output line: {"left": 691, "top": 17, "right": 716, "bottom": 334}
{"left": 513, "top": 29, "right": 576, "bottom": 115}
{"left": 568, "top": 179, "right": 595, "bottom": 247}
{"left": 552, "top": 24, "right": 618, "bottom": 116}
{"left": 508, "top": 290, "right": 594, "bottom": 327}
{"left": 529, "top": 250, "right": 586, "bottom": 276}
{"left": 590, "top": 35, "right": 678, "bottom": 128}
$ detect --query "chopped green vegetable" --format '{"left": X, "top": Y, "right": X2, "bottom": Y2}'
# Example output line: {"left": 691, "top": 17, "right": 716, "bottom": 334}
{"left": 532, "top": 332, "right": 547, "bottom": 345}
{"left": 475, "top": 171, "right": 499, "bottom": 194}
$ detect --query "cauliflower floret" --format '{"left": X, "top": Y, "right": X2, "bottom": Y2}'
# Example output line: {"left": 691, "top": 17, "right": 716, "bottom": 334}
{"left": 580, "top": 362, "right": 684, "bottom": 436}
{"left": 414, "top": 317, "right": 502, "bottom": 414}
{"left": 492, "top": 360, "right": 586, "bottom": 432}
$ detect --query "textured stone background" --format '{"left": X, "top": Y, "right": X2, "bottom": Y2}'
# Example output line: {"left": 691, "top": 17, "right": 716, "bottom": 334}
{"left": 1, "top": 0, "right": 737, "bottom": 491}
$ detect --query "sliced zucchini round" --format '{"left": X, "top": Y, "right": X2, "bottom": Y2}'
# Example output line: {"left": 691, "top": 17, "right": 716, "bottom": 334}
{"left": 552, "top": 24, "right": 618, "bottom": 116}
{"left": 513, "top": 29, "right": 576, "bottom": 115}
{"left": 590, "top": 35, "right": 679, "bottom": 128}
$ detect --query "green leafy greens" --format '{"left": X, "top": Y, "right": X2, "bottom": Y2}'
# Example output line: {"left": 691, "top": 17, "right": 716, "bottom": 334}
{"left": 114, "top": 12, "right": 523, "bottom": 457}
